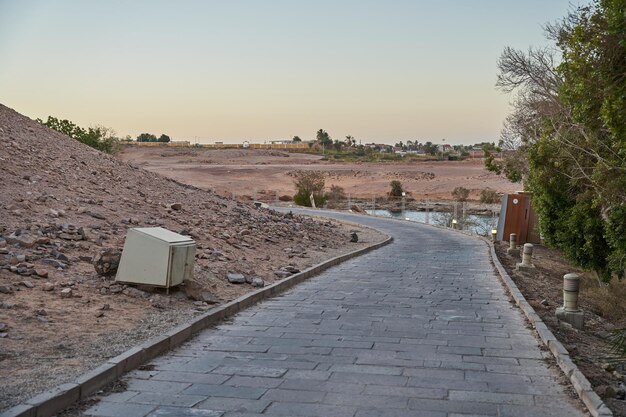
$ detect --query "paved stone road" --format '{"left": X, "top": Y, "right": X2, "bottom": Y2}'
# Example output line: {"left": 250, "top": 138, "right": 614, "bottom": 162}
{"left": 85, "top": 210, "right": 586, "bottom": 417}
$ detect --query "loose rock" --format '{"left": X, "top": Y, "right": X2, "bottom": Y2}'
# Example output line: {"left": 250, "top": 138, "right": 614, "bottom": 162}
{"left": 201, "top": 292, "right": 220, "bottom": 304}
{"left": 227, "top": 272, "right": 246, "bottom": 284}
{"left": 274, "top": 270, "right": 291, "bottom": 279}
{"left": 123, "top": 287, "right": 148, "bottom": 299}
{"left": 109, "top": 284, "right": 123, "bottom": 294}
{"left": 6, "top": 231, "right": 37, "bottom": 248}
{"left": 35, "top": 269, "right": 49, "bottom": 278}
{"left": 92, "top": 248, "right": 121, "bottom": 276}
{"left": 42, "top": 259, "right": 67, "bottom": 269}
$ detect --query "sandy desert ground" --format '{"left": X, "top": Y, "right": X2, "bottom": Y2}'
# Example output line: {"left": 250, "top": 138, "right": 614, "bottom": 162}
{"left": 118, "top": 147, "right": 520, "bottom": 202}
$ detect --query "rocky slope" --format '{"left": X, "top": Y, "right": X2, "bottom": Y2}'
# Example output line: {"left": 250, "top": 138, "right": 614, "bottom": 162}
{"left": 0, "top": 104, "right": 376, "bottom": 410}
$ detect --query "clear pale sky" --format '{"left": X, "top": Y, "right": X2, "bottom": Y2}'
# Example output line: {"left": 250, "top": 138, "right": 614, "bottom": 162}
{"left": 0, "top": 0, "right": 577, "bottom": 145}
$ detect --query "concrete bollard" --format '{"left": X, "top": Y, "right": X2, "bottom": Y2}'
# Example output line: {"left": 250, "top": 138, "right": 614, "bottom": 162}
{"left": 556, "top": 273, "right": 584, "bottom": 329}
{"left": 516, "top": 243, "right": 535, "bottom": 271}
{"left": 562, "top": 273, "right": 581, "bottom": 311}
{"left": 521, "top": 243, "right": 533, "bottom": 266}
{"left": 507, "top": 233, "right": 520, "bottom": 257}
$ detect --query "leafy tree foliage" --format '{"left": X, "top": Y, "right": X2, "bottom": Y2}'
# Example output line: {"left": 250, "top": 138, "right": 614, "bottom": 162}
{"left": 136, "top": 133, "right": 171, "bottom": 143}
{"left": 37, "top": 116, "right": 116, "bottom": 153}
{"left": 315, "top": 129, "right": 333, "bottom": 147}
{"left": 137, "top": 133, "right": 158, "bottom": 142}
{"left": 292, "top": 136, "right": 302, "bottom": 143}
{"left": 495, "top": 0, "right": 626, "bottom": 280}
{"left": 389, "top": 180, "right": 404, "bottom": 198}
{"left": 293, "top": 171, "right": 327, "bottom": 207}
{"left": 422, "top": 141, "right": 438, "bottom": 156}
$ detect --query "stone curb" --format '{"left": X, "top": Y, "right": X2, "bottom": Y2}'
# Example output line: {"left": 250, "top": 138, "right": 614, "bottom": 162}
{"left": 486, "top": 239, "right": 612, "bottom": 417}
{"left": 0, "top": 232, "right": 393, "bottom": 417}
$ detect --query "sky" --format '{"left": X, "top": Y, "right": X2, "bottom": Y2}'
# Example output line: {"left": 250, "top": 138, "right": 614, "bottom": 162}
{"left": 0, "top": 0, "right": 579, "bottom": 145}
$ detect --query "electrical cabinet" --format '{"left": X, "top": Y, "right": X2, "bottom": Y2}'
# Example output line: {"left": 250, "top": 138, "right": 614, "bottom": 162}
{"left": 115, "top": 227, "right": 196, "bottom": 288}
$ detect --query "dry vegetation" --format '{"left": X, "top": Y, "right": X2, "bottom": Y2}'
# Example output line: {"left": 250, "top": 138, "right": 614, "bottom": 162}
{"left": 495, "top": 242, "right": 626, "bottom": 416}
{"left": 118, "top": 146, "right": 518, "bottom": 202}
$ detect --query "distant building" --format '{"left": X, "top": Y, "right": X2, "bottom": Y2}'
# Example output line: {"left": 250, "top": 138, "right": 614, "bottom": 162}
{"left": 469, "top": 148, "right": 484, "bottom": 158}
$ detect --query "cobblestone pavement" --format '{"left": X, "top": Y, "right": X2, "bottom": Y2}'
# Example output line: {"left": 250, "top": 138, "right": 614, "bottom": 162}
{"left": 85, "top": 210, "right": 586, "bottom": 417}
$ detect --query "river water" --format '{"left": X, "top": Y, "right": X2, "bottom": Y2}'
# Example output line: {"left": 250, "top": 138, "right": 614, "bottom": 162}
{"left": 365, "top": 209, "right": 498, "bottom": 235}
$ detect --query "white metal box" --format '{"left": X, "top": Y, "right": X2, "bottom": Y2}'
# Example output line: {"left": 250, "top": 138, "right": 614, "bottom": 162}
{"left": 115, "top": 227, "right": 196, "bottom": 288}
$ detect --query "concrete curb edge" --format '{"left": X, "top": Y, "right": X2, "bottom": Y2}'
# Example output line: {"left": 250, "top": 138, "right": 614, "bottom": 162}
{"left": 486, "top": 239, "right": 613, "bottom": 417}
{"left": 0, "top": 232, "right": 393, "bottom": 417}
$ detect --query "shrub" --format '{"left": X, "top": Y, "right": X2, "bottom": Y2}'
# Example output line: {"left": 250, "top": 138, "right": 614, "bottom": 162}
{"left": 479, "top": 188, "right": 500, "bottom": 204}
{"left": 293, "top": 171, "right": 327, "bottom": 207}
{"left": 389, "top": 180, "right": 403, "bottom": 198}
{"left": 452, "top": 186, "right": 470, "bottom": 202}
{"left": 38, "top": 116, "right": 118, "bottom": 153}
{"left": 325, "top": 185, "right": 346, "bottom": 209}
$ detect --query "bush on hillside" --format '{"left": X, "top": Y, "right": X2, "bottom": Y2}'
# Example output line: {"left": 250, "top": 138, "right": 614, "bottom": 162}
{"left": 37, "top": 116, "right": 118, "bottom": 153}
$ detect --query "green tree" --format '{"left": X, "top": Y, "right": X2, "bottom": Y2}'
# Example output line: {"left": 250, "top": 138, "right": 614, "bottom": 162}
{"left": 293, "top": 171, "right": 327, "bottom": 207}
{"left": 422, "top": 141, "right": 438, "bottom": 156}
{"left": 137, "top": 133, "right": 158, "bottom": 142}
{"left": 495, "top": 0, "right": 626, "bottom": 280}
{"left": 158, "top": 134, "right": 171, "bottom": 143}
{"left": 292, "top": 136, "right": 302, "bottom": 143}
{"left": 315, "top": 129, "right": 332, "bottom": 147}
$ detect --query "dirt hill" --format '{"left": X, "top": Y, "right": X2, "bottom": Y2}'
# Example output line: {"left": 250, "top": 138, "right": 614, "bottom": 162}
{"left": 0, "top": 104, "right": 379, "bottom": 410}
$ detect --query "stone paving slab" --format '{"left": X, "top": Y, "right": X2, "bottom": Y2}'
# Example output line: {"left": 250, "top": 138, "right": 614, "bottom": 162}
{"left": 84, "top": 211, "right": 587, "bottom": 417}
